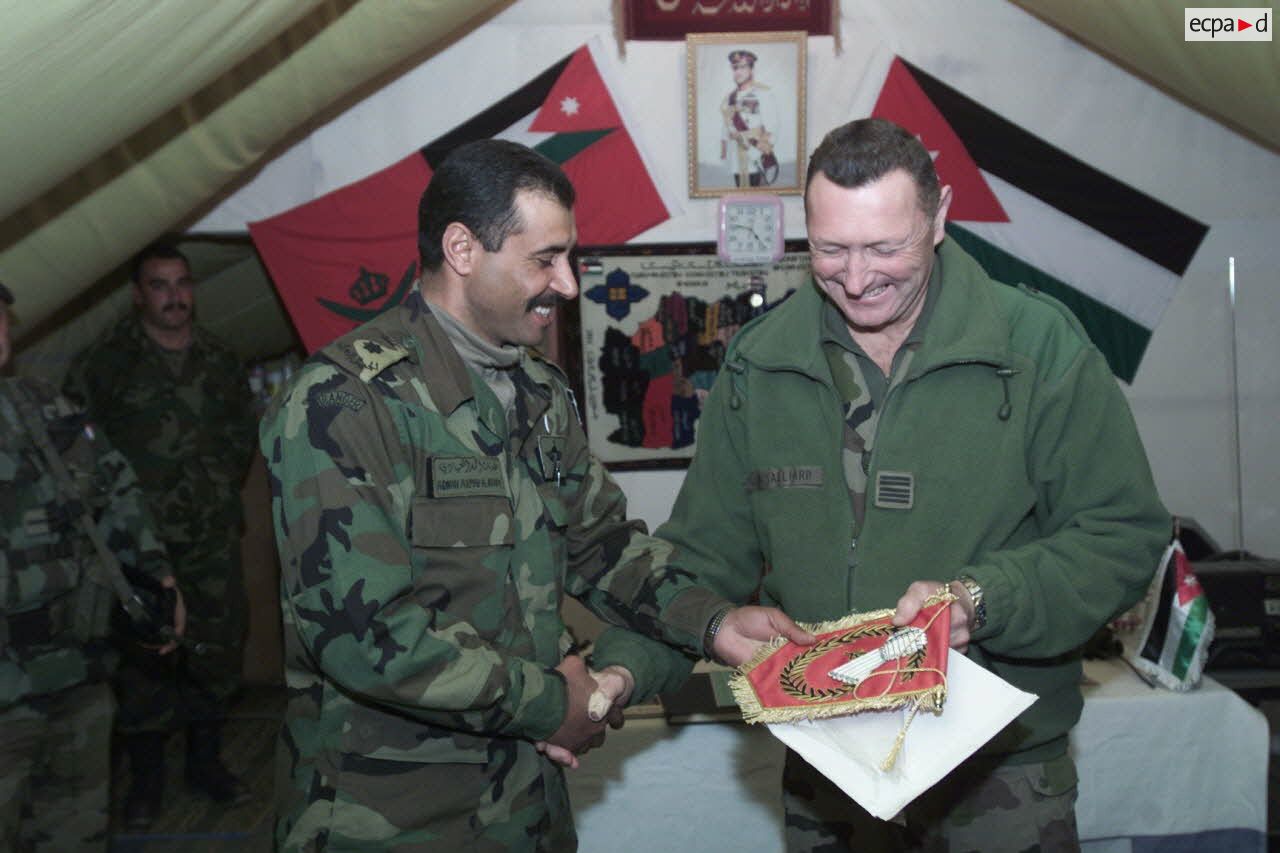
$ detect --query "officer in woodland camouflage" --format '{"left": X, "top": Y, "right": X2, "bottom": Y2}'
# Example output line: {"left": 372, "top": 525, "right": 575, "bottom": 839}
{"left": 261, "top": 140, "right": 809, "bottom": 851}
{"left": 1, "top": 281, "right": 183, "bottom": 852}
{"left": 63, "top": 243, "right": 258, "bottom": 828}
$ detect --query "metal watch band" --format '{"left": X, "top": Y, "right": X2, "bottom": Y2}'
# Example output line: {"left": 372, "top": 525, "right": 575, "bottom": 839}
{"left": 703, "top": 606, "right": 733, "bottom": 663}
{"left": 955, "top": 575, "right": 987, "bottom": 631}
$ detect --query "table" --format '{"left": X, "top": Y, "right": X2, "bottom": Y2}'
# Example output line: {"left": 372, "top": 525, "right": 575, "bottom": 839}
{"left": 568, "top": 660, "right": 1267, "bottom": 851}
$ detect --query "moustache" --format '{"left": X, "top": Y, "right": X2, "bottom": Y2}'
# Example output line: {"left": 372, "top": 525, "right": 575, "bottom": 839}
{"left": 525, "top": 294, "right": 564, "bottom": 312}
{"left": 162, "top": 303, "right": 190, "bottom": 313}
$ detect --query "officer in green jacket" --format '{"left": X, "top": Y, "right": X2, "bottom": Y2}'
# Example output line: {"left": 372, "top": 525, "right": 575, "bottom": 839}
{"left": 63, "top": 242, "right": 258, "bottom": 827}
{"left": 1, "top": 281, "right": 183, "bottom": 852}
{"left": 646, "top": 119, "right": 1169, "bottom": 851}
{"left": 260, "top": 139, "right": 808, "bottom": 851}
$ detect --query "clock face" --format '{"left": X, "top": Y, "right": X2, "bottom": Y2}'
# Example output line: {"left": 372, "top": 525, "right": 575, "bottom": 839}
{"left": 718, "top": 195, "right": 784, "bottom": 265}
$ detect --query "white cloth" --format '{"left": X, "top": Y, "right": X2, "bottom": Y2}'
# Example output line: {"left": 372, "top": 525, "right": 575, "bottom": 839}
{"left": 766, "top": 649, "right": 1037, "bottom": 820}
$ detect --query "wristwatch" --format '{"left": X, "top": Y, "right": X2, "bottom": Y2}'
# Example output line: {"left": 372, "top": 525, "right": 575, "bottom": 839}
{"left": 954, "top": 575, "right": 987, "bottom": 631}
{"left": 702, "top": 605, "right": 733, "bottom": 664}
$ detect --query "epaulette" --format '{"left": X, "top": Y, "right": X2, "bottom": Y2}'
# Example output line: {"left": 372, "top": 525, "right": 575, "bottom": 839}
{"left": 1013, "top": 283, "right": 1091, "bottom": 341}
{"left": 326, "top": 333, "right": 413, "bottom": 383}
{"left": 525, "top": 347, "right": 570, "bottom": 386}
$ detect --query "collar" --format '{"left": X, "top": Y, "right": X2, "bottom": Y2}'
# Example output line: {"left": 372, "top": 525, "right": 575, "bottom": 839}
{"left": 427, "top": 302, "right": 521, "bottom": 371}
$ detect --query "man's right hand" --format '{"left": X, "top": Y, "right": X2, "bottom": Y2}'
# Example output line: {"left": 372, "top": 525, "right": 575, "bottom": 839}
{"left": 540, "top": 663, "right": 635, "bottom": 769}
{"left": 545, "top": 655, "right": 608, "bottom": 757}
{"left": 713, "top": 606, "right": 814, "bottom": 667}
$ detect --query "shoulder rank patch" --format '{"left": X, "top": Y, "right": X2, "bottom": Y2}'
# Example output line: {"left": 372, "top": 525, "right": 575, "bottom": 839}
{"left": 432, "top": 456, "right": 506, "bottom": 498}
{"left": 352, "top": 338, "right": 410, "bottom": 382}
{"left": 744, "top": 466, "right": 824, "bottom": 492}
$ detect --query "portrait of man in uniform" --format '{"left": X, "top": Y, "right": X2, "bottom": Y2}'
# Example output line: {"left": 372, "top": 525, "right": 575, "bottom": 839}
{"left": 688, "top": 31, "right": 806, "bottom": 196}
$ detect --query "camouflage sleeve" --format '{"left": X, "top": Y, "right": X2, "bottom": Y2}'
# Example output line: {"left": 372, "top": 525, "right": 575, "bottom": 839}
{"left": 90, "top": 436, "right": 173, "bottom": 583}
{"left": 39, "top": 382, "right": 171, "bottom": 583}
{"left": 555, "top": 406, "right": 706, "bottom": 676}
{"left": 262, "top": 362, "right": 568, "bottom": 741}
{"left": 60, "top": 346, "right": 102, "bottom": 413}
{"left": 589, "top": 624, "right": 693, "bottom": 704}
{"left": 204, "top": 344, "right": 259, "bottom": 488}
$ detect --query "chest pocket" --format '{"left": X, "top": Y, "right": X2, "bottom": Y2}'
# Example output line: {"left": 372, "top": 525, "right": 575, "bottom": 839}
{"left": 410, "top": 495, "right": 515, "bottom": 638}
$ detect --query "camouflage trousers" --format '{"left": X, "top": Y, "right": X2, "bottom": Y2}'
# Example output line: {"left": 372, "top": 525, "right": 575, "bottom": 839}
{"left": 276, "top": 738, "right": 576, "bottom": 852}
{"left": 783, "top": 748, "right": 1080, "bottom": 853}
{"left": 114, "top": 529, "right": 247, "bottom": 732}
{"left": 0, "top": 680, "right": 115, "bottom": 853}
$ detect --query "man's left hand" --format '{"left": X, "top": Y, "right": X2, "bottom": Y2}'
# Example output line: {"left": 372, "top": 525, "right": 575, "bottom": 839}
{"left": 149, "top": 576, "right": 187, "bottom": 655}
{"left": 892, "top": 580, "right": 973, "bottom": 653}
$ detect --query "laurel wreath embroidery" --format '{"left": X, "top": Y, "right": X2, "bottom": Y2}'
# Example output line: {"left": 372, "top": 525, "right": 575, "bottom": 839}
{"left": 779, "top": 623, "right": 928, "bottom": 702}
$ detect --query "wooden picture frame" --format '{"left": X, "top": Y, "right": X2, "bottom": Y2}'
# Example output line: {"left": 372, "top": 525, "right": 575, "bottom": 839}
{"left": 565, "top": 241, "right": 811, "bottom": 469}
{"left": 687, "top": 31, "right": 807, "bottom": 198}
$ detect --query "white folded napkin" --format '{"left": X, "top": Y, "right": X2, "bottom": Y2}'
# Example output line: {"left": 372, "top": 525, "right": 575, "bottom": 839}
{"left": 767, "top": 649, "right": 1036, "bottom": 820}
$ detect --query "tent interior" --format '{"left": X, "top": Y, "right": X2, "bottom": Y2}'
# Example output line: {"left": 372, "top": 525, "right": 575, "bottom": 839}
{"left": 3, "top": 1, "right": 1279, "bottom": 846}
{"left": 4, "top": 0, "right": 1279, "bottom": 661}
{"left": 3, "top": 0, "right": 1276, "bottom": 370}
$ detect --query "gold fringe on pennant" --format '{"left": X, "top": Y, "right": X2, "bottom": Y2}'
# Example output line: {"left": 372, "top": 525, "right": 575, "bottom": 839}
{"left": 729, "top": 591, "right": 956, "bottom": 726}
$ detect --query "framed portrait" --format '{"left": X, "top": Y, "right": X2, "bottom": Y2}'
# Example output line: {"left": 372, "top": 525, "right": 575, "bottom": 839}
{"left": 564, "top": 241, "right": 811, "bottom": 469}
{"left": 687, "top": 31, "right": 807, "bottom": 198}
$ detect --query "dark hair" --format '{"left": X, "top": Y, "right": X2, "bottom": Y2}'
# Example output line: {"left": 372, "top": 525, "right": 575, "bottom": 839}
{"left": 131, "top": 241, "right": 191, "bottom": 284}
{"left": 805, "top": 118, "right": 940, "bottom": 216}
{"left": 418, "top": 140, "right": 575, "bottom": 272}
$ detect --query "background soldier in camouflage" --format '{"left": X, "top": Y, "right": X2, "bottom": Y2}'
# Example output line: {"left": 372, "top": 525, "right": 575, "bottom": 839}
{"left": 63, "top": 243, "right": 258, "bottom": 828}
{"left": 1, "top": 281, "right": 182, "bottom": 852}
{"left": 260, "top": 140, "right": 807, "bottom": 852}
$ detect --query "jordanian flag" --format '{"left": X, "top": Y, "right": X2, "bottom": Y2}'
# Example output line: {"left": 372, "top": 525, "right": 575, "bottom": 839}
{"left": 1128, "top": 540, "right": 1216, "bottom": 691}
{"left": 250, "top": 42, "right": 671, "bottom": 353}
{"left": 872, "top": 58, "right": 1209, "bottom": 382}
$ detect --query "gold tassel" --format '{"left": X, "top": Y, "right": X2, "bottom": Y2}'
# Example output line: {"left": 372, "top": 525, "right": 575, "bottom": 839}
{"left": 879, "top": 696, "right": 923, "bottom": 772}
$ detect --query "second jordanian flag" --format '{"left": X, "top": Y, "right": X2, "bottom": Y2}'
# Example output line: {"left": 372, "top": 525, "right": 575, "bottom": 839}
{"left": 872, "top": 58, "right": 1209, "bottom": 382}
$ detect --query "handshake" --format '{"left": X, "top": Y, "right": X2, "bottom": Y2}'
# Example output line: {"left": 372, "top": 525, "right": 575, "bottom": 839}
{"left": 535, "top": 655, "right": 634, "bottom": 770}
{"left": 535, "top": 605, "right": 815, "bottom": 769}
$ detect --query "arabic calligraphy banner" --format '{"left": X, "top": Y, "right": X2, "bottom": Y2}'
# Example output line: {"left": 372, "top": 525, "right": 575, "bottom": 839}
{"left": 616, "top": 0, "right": 838, "bottom": 40}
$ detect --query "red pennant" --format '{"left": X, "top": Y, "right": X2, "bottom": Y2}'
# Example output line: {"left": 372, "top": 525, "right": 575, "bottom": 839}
{"left": 733, "top": 596, "right": 952, "bottom": 723}
{"left": 871, "top": 58, "right": 1008, "bottom": 223}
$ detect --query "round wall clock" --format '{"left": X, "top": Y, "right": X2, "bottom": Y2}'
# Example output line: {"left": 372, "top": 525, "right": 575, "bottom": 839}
{"left": 717, "top": 194, "right": 784, "bottom": 265}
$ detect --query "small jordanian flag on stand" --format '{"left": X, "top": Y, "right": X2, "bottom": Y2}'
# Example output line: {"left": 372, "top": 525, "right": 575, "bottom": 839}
{"left": 250, "top": 41, "right": 671, "bottom": 353}
{"left": 1127, "top": 539, "right": 1216, "bottom": 691}
{"left": 871, "top": 58, "right": 1210, "bottom": 382}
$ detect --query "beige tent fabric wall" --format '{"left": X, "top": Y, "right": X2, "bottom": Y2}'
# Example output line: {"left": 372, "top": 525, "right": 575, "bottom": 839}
{"left": 0, "top": 0, "right": 509, "bottom": 351}
{"left": 1010, "top": 0, "right": 1279, "bottom": 155}
{"left": 0, "top": 0, "right": 328, "bottom": 223}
